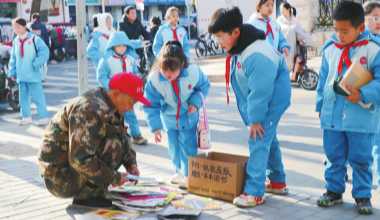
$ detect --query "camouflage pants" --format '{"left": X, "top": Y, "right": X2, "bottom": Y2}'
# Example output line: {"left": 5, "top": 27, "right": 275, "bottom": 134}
{"left": 42, "top": 164, "right": 107, "bottom": 199}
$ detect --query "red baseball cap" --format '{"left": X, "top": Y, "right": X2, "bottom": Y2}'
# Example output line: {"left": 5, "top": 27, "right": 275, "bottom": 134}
{"left": 109, "top": 72, "right": 151, "bottom": 106}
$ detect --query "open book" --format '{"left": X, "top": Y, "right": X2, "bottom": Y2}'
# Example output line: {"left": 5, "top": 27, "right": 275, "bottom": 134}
{"left": 334, "top": 60, "right": 373, "bottom": 96}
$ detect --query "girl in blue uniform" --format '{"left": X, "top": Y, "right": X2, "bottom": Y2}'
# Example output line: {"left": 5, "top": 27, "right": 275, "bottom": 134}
{"left": 8, "top": 18, "right": 50, "bottom": 126}
{"left": 144, "top": 41, "right": 210, "bottom": 187}
{"left": 152, "top": 7, "right": 190, "bottom": 58}
{"left": 87, "top": 13, "right": 115, "bottom": 66}
{"left": 248, "top": 0, "right": 290, "bottom": 56}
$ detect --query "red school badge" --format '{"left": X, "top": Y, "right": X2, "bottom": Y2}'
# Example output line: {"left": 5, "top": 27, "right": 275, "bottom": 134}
{"left": 188, "top": 84, "right": 192, "bottom": 90}
{"left": 360, "top": 56, "right": 367, "bottom": 65}
{"left": 237, "top": 62, "right": 242, "bottom": 69}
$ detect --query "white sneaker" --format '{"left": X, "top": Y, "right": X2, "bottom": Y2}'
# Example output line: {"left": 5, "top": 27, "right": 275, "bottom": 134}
{"left": 34, "top": 118, "right": 50, "bottom": 126}
{"left": 170, "top": 173, "right": 185, "bottom": 185}
{"left": 178, "top": 177, "right": 188, "bottom": 190}
{"left": 19, "top": 117, "right": 32, "bottom": 125}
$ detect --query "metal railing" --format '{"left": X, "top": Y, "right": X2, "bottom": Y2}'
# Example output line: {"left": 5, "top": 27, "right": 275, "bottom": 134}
{"left": 316, "top": 0, "right": 368, "bottom": 28}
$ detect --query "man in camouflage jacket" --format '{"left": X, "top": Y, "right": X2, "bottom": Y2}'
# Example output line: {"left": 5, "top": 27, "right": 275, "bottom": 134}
{"left": 38, "top": 73, "right": 151, "bottom": 207}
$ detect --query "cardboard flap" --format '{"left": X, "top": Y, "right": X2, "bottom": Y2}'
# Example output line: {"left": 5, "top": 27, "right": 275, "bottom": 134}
{"left": 207, "top": 152, "right": 248, "bottom": 164}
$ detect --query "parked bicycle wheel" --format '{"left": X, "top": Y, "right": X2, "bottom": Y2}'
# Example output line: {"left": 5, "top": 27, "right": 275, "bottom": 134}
{"left": 299, "top": 68, "right": 319, "bottom": 90}
{"left": 210, "top": 37, "right": 223, "bottom": 54}
{"left": 195, "top": 39, "right": 208, "bottom": 58}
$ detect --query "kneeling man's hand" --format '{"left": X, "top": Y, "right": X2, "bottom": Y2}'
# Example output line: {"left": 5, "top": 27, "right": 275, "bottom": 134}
{"left": 127, "top": 164, "right": 140, "bottom": 177}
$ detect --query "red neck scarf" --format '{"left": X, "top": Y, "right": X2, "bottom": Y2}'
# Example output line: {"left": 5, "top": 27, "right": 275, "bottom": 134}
{"left": 101, "top": 34, "right": 109, "bottom": 40}
{"left": 19, "top": 38, "right": 28, "bottom": 58}
{"left": 334, "top": 40, "right": 368, "bottom": 74}
{"left": 259, "top": 18, "right": 274, "bottom": 38}
{"left": 171, "top": 28, "right": 179, "bottom": 41}
{"left": 171, "top": 79, "right": 181, "bottom": 127}
{"left": 113, "top": 55, "right": 127, "bottom": 72}
{"left": 225, "top": 54, "right": 232, "bottom": 104}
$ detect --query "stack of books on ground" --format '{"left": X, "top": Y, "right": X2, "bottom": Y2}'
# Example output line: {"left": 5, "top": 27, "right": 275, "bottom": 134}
{"left": 105, "top": 175, "right": 222, "bottom": 219}
{"left": 108, "top": 176, "right": 185, "bottom": 212}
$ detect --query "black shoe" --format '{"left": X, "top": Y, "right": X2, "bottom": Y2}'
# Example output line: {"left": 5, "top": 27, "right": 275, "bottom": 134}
{"left": 132, "top": 136, "right": 148, "bottom": 145}
{"left": 355, "top": 198, "right": 373, "bottom": 215}
{"left": 72, "top": 197, "right": 112, "bottom": 208}
{"left": 317, "top": 191, "right": 343, "bottom": 207}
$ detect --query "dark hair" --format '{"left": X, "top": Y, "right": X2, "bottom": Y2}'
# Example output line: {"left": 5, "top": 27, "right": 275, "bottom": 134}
{"left": 32, "top": 13, "right": 40, "bottom": 20}
{"left": 281, "top": 2, "right": 297, "bottom": 17}
{"left": 208, "top": 7, "right": 242, "bottom": 34}
{"left": 150, "top": 16, "right": 161, "bottom": 26}
{"left": 124, "top": 6, "right": 136, "bottom": 15}
{"left": 153, "top": 41, "right": 188, "bottom": 73}
{"left": 93, "top": 16, "right": 98, "bottom": 28}
{"left": 256, "top": 0, "right": 273, "bottom": 12}
{"left": 333, "top": 1, "right": 364, "bottom": 27}
{"left": 363, "top": 1, "right": 380, "bottom": 16}
{"left": 13, "top": 17, "right": 27, "bottom": 27}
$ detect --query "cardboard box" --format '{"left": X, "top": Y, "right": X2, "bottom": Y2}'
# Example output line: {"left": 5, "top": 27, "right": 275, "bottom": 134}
{"left": 188, "top": 152, "right": 248, "bottom": 202}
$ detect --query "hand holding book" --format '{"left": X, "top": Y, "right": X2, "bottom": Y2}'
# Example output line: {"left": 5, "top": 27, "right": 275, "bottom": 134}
{"left": 333, "top": 60, "right": 373, "bottom": 109}
{"left": 345, "top": 85, "right": 361, "bottom": 103}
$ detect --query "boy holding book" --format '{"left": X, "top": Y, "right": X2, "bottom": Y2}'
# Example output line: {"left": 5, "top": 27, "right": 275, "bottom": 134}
{"left": 316, "top": 1, "right": 380, "bottom": 215}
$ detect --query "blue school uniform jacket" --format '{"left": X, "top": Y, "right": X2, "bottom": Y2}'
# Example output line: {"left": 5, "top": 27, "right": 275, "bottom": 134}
{"left": 248, "top": 14, "right": 290, "bottom": 53}
{"left": 152, "top": 23, "right": 190, "bottom": 58}
{"left": 97, "top": 32, "right": 139, "bottom": 90}
{"left": 143, "top": 64, "right": 210, "bottom": 131}
{"left": 8, "top": 32, "right": 49, "bottom": 83}
{"left": 87, "top": 31, "right": 110, "bottom": 66}
{"left": 228, "top": 24, "right": 291, "bottom": 126}
{"left": 316, "top": 32, "right": 380, "bottom": 133}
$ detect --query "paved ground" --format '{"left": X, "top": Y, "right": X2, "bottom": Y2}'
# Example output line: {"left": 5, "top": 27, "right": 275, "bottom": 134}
{"left": 0, "top": 56, "right": 379, "bottom": 220}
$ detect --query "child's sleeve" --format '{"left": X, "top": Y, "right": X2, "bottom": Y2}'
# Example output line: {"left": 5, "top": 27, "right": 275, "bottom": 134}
{"left": 96, "top": 57, "right": 111, "bottom": 90}
{"left": 188, "top": 66, "right": 211, "bottom": 109}
{"left": 143, "top": 81, "right": 164, "bottom": 132}
{"left": 130, "top": 39, "right": 143, "bottom": 49}
{"left": 278, "top": 30, "right": 290, "bottom": 52}
{"left": 152, "top": 27, "right": 163, "bottom": 57}
{"left": 316, "top": 52, "right": 329, "bottom": 112}
{"left": 32, "top": 36, "right": 50, "bottom": 69}
{"left": 361, "top": 51, "right": 380, "bottom": 106}
{"left": 131, "top": 57, "right": 140, "bottom": 75}
{"left": 244, "top": 53, "right": 277, "bottom": 125}
{"left": 8, "top": 40, "right": 17, "bottom": 78}
{"left": 87, "top": 35, "right": 100, "bottom": 65}
{"left": 182, "top": 29, "right": 191, "bottom": 59}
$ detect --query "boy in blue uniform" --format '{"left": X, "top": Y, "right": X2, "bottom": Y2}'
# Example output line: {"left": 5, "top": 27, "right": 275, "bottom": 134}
{"left": 97, "top": 31, "right": 148, "bottom": 145}
{"left": 8, "top": 18, "right": 50, "bottom": 125}
{"left": 153, "top": 7, "right": 190, "bottom": 58}
{"left": 364, "top": 0, "right": 380, "bottom": 188}
{"left": 316, "top": 2, "right": 380, "bottom": 215}
{"left": 144, "top": 41, "right": 210, "bottom": 188}
{"left": 209, "top": 7, "right": 291, "bottom": 208}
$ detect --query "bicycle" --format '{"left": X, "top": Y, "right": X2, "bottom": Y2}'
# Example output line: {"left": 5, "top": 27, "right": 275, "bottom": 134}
{"left": 292, "top": 42, "right": 319, "bottom": 91}
{"left": 195, "top": 33, "right": 222, "bottom": 58}
{"left": 137, "top": 40, "right": 154, "bottom": 83}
